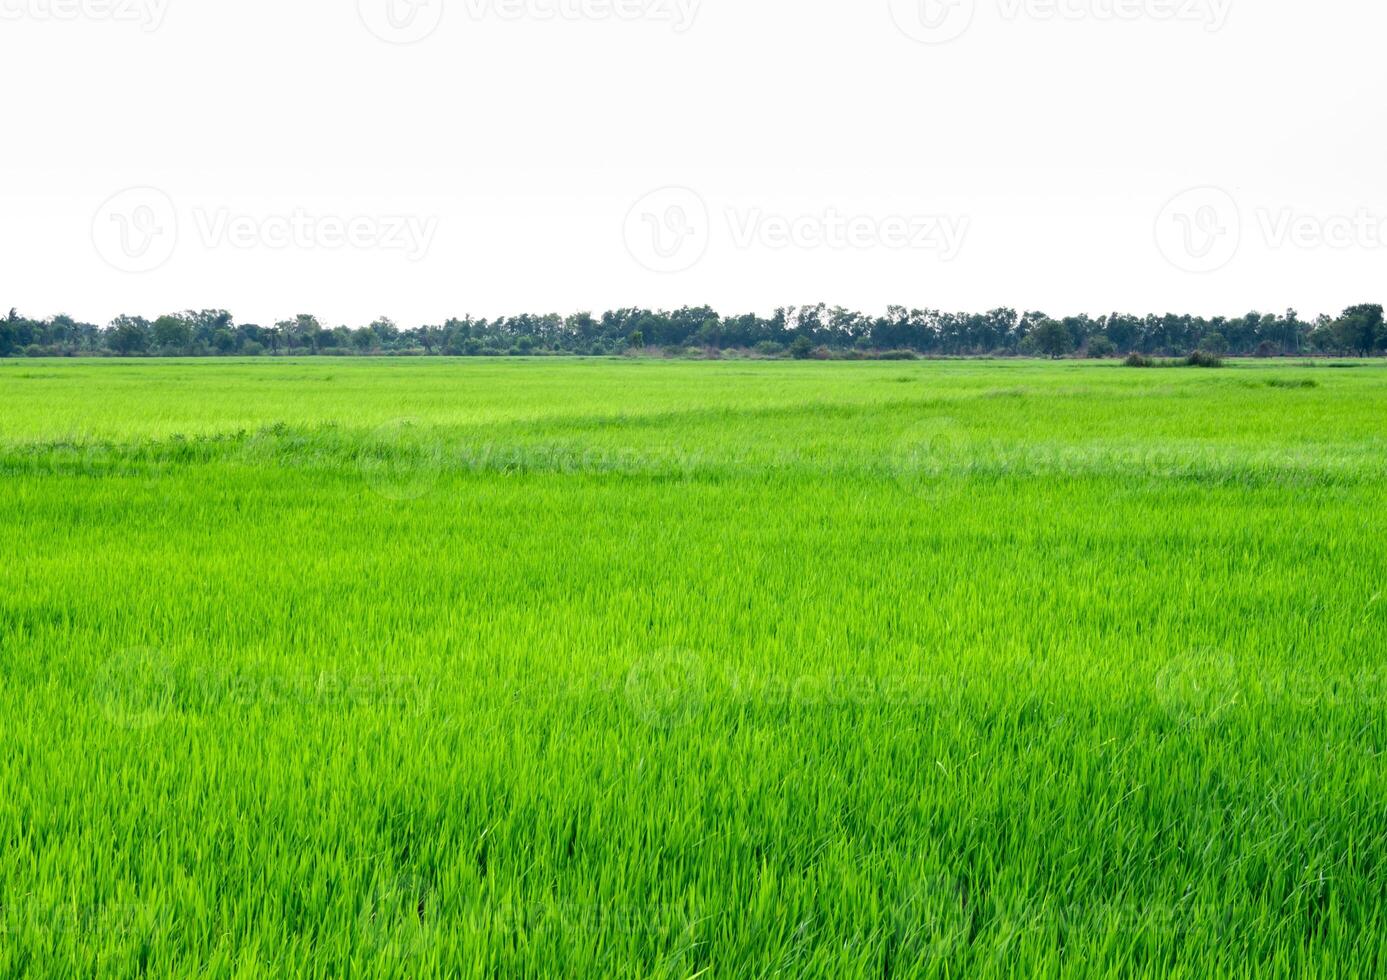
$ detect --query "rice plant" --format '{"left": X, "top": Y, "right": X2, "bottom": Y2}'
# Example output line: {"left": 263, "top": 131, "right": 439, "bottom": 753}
{"left": 1, "top": 357, "right": 1384, "bottom": 978}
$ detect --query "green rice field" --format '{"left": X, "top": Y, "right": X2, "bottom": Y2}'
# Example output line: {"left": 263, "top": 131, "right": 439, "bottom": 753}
{"left": 2, "top": 357, "right": 1385, "bottom": 978}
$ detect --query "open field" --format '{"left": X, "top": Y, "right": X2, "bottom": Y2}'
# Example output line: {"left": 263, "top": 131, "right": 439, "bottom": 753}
{"left": 2, "top": 357, "right": 1386, "bottom": 977}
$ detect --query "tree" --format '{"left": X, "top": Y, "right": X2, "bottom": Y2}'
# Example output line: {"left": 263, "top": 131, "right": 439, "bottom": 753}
{"left": 1031, "top": 319, "right": 1074, "bottom": 359}
{"left": 789, "top": 336, "right": 814, "bottom": 359}
{"left": 369, "top": 317, "right": 399, "bottom": 349}
{"left": 152, "top": 314, "right": 192, "bottom": 354}
{"left": 1200, "top": 332, "right": 1229, "bottom": 355}
{"left": 212, "top": 329, "right": 238, "bottom": 354}
{"left": 1334, "top": 304, "right": 1384, "bottom": 356}
{"left": 107, "top": 315, "right": 152, "bottom": 355}
{"left": 1086, "top": 336, "right": 1117, "bottom": 358}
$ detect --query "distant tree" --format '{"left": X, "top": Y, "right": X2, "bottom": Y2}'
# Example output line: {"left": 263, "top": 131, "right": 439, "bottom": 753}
{"left": 1334, "top": 304, "right": 1384, "bottom": 356}
{"left": 107, "top": 315, "right": 152, "bottom": 355}
{"left": 1, "top": 300, "right": 1380, "bottom": 359}
{"left": 1031, "top": 319, "right": 1074, "bottom": 358}
{"left": 1200, "top": 332, "right": 1229, "bottom": 355}
{"left": 352, "top": 327, "right": 376, "bottom": 353}
{"left": 152, "top": 314, "right": 192, "bottom": 354}
{"left": 271, "top": 314, "right": 323, "bottom": 352}
{"left": 789, "top": 336, "right": 814, "bottom": 359}
{"left": 369, "top": 317, "right": 399, "bottom": 349}
{"left": 1085, "top": 336, "right": 1117, "bottom": 358}
{"left": 211, "top": 328, "right": 238, "bottom": 354}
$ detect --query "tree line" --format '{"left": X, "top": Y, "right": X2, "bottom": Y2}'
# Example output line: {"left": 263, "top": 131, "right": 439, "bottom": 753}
{"left": 1, "top": 304, "right": 1383, "bottom": 359}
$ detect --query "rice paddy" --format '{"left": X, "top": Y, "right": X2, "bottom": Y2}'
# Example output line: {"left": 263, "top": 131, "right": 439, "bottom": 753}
{"left": 1, "top": 357, "right": 1385, "bottom": 978}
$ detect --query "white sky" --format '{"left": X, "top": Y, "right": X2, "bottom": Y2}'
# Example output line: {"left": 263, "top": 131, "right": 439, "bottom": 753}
{"left": 1, "top": 0, "right": 1384, "bottom": 326}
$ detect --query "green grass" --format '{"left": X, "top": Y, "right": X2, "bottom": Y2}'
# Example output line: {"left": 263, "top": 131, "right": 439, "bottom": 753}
{"left": 1, "top": 357, "right": 1385, "bottom": 978}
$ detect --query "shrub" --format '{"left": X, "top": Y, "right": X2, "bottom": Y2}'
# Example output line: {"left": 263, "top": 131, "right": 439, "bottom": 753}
{"left": 754, "top": 341, "right": 784, "bottom": 357}
{"left": 878, "top": 350, "right": 919, "bottom": 361}
{"left": 1255, "top": 341, "right": 1279, "bottom": 359}
{"left": 1124, "top": 353, "right": 1155, "bottom": 368}
{"left": 1185, "top": 350, "right": 1224, "bottom": 368}
{"left": 789, "top": 337, "right": 815, "bottom": 360}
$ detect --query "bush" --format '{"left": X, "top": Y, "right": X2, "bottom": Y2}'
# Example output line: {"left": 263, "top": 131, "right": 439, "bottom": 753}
{"left": 1124, "top": 353, "right": 1155, "bottom": 368}
{"left": 1185, "top": 350, "right": 1224, "bottom": 368}
{"left": 1255, "top": 341, "right": 1279, "bottom": 358}
{"left": 877, "top": 350, "right": 919, "bottom": 361}
{"left": 1086, "top": 337, "right": 1118, "bottom": 359}
{"left": 754, "top": 341, "right": 784, "bottom": 357}
{"left": 789, "top": 337, "right": 815, "bottom": 360}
